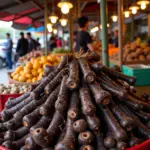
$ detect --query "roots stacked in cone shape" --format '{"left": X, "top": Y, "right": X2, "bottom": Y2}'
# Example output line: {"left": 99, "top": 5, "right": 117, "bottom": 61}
{"left": 0, "top": 52, "right": 150, "bottom": 150}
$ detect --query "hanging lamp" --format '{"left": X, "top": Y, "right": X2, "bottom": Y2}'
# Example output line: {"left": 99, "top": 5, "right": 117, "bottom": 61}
{"left": 58, "top": 0, "right": 73, "bottom": 14}
{"left": 48, "top": 27, "right": 53, "bottom": 33}
{"left": 47, "top": 23, "right": 52, "bottom": 29}
{"left": 137, "top": 0, "right": 149, "bottom": 10}
{"left": 60, "top": 17, "right": 68, "bottom": 26}
{"left": 49, "top": 0, "right": 58, "bottom": 24}
{"left": 124, "top": 10, "right": 130, "bottom": 18}
{"left": 124, "top": 0, "right": 130, "bottom": 18}
{"left": 53, "top": 28, "right": 58, "bottom": 34}
{"left": 111, "top": 15, "right": 118, "bottom": 22}
{"left": 129, "top": 3, "right": 139, "bottom": 14}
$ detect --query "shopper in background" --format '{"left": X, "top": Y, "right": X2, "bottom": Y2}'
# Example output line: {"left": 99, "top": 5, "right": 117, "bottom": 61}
{"left": 73, "top": 16, "right": 94, "bottom": 52}
{"left": 36, "top": 38, "right": 41, "bottom": 50}
{"left": 112, "top": 30, "right": 118, "bottom": 47}
{"left": 56, "top": 37, "right": 62, "bottom": 48}
{"left": 4, "top": 33, "right": 13, "bottom": 69}
{"left": 26, "top": 32, "right": 36, "bottom": 52}
{"left": 16, "top": 32, "right": 28, "bottom": 57}
{"left": 49, "top": 34, "right": 56, "bottom": 51}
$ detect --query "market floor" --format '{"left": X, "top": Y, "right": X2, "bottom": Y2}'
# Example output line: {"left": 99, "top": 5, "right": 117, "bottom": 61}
{"left": 0, "top": 68, "right": 14, "bottom": 84}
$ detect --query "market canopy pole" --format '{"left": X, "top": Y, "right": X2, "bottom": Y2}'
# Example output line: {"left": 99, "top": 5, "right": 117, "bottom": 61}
{"left": 44, "top": 0, "right": 48, "bottom": 55}
{"left": 100, "top": 0, "right": 109, "bottom": 66}
{"left": 118, "top": 0, "right": 124, "bottom": 67}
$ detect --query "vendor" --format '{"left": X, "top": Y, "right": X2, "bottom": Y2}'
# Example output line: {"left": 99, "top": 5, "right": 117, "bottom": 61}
{"left": 73, "top": 16, "right": 94, "bottom": 52}
{"left": 112, "top": 30, "right": 118, "bottom": 47}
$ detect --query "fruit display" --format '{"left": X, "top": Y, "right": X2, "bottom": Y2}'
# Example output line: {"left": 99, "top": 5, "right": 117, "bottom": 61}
{"left": 0, "top": 52, "right": 150, "bottom": 150}
{"left": 11, "top": 55, "right": 61, "bottom": 83}
{"left": 0, "top": 84, "right": 30, "bottom": 94}
{"left": 18, "top": 51, "right": 44, "bottom": 64}
{"left": 111, "top": 42, "right": 150, "bottom": 62}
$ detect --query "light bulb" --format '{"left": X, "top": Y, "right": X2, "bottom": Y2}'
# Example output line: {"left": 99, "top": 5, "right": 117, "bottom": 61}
{"left": 124, "top": 11, "right": 130, "bottom": 18}
{"left": 61, "top": 4, "right": 69, "bottom": 14}
{"left": 141, "top": 2, "right": 146, "bottom": 9}
{"left": 60, "top": 19, "right": 67, "bottom": 26}
{"left": 112, "top": 16, "right": 118, "bottom": 22}
{"left": 50, "top": 17, "right": 58, "bottom": 24}
{"left": 48, "top": 27, "right": 53, "bottom": 32}
{"left": 47, "top": 23, "right": 52, "bottom": 29}
{"left": 132, "top": 7, "right": 137, "bottom": 14}
{"left": 53, "top": 29, "right": 58, "bottom": 34}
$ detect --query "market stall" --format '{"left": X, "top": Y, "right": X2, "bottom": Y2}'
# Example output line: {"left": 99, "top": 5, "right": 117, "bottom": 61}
{"left": 0, "top": 0, "right": 149, "bottom": 149}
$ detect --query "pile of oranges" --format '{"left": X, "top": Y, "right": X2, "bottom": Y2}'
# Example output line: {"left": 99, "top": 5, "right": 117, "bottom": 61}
{"left": 11, "top": 55, "right": 61, "bottom": 83}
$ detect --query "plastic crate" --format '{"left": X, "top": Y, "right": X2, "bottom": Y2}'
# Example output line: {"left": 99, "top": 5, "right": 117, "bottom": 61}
{"left": 122, "top": 64, "right": 150, "bottom": 86}
{"left": 0, "top": 93, "right": 22, "bottom": 112}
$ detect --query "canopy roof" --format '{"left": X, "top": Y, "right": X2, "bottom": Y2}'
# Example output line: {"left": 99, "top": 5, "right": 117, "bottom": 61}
{"left": 0, "top": 0, "right": 149, "bottom": 30}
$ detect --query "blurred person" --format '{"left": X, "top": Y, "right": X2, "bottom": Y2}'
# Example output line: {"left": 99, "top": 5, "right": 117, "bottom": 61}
{"left": 36, "top": 38, "right": 41, "bottom": 50}
{"left": 56, "top": 37, "right": 62, "bottom": 48}
{"left": 49, "top": 34, "right": 56, "bottom": 51}
{"left": 26, "top": 32, "right": 36, "bottom": 52}
{"left": 112, "top": 30, "right": 118, "bottom": 47}
{"left": 16, "top": 32, "right": 28, "bottom": 57}
{"left": 3, "top": 33, "right": 13, "bottom": 69}
{"left": 73, "top": 16, "right": 94, "bottom": 52}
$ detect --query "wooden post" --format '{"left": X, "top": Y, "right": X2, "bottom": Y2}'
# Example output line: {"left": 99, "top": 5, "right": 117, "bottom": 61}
{"left": 77, "top": 0, "right": 81, "bottom": 18}
{"left": 118, "top": 0, "right": 124, "bottom": 67}
{"left": 44, "top": 0, "right": 48, "bottom": 55}
{"left": 148, "top": 14, "right": 150, "bottom": 37}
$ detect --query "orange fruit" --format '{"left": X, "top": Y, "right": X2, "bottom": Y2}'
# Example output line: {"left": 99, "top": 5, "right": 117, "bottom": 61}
{"left": 11, "top": 72, "right": 16, "bottom": 78}
{"left": 33, "top": 60, "right": 41, "bottom": 69}
{"left": 18, "top": 76, "right": 26, "bottom": 82}
{"left": 26, "top": 73, "right": 32, "bottom": 79}
{"left": 32, "top": 69, "right": 38, "bottom": 77}
{"left": 15, "top": 66, "right": 24, "bottom": 73}
{"left": 26, "top": 62, "right": 33, "bottom": 69}
{"left": 13, "top": 74, "right": 19, "bottom": 81}
{"left": 38, "top": 68, "right": 43, "bottom": 74}
{"left": 31, "top": 58, "right": 36, "bottom": 64}
{"left": 32, "top": 77, "right": 37, "bottom": 83}
{"left": 19, "top": 70, "right": 24, "bottom": 75}
{"left": 47, "top": 55, "right": 53, "bottom": 62}
{"left": 24, "top": 67, "right": 31, "bottom": 74}
{"left": 41, "top": 56, "right": 48, "bottom": 64}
